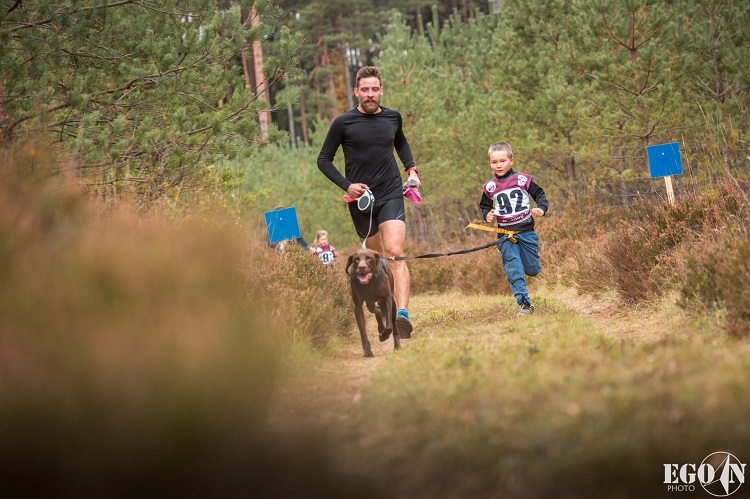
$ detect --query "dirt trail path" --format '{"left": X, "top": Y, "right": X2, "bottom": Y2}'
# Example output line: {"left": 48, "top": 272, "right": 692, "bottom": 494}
{"left": 265, "top": 321, "right": 394, "bottom": 434}
{"left": 553, "top": 287, "right": 681, "bottom": 343}
{"left": 265, "top": 288, "right": 679, "bottom": 435}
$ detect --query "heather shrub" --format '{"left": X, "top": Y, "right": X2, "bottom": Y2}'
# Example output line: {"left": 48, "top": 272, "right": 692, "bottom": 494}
{"left": 408, "top": 235, "right": 510, "bottom": 295}
{"left": 0, "top": 152, "right": 359, "bottom": 496}
{"left": 680, "top": 233, "right": 750, "bottom": 338}
{"left": 537, "top": 200, "right": 623, "bottom": 293}
{"left": 603, "top": 192, "right": 721, "bottom": 304}
{"left": 244, "top": 240, "right": 353, "bottom": 347}
{"left": 678, "top": 179, "right": 750, "bottom": 337}
{"left": 568, "top": 234, "right": 617, "bottom": 296}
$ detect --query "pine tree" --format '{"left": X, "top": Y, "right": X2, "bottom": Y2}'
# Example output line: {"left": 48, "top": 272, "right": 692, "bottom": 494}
{"left": 0, "top": 0, "right": 303, "bottom": 201}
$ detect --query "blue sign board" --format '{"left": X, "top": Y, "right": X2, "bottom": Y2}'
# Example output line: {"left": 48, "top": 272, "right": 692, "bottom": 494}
{"left": 647, "top": 142, "right": 683, "bottom": 178}
{"left": 264, "top": 206, "right": 301, "bottom": 244}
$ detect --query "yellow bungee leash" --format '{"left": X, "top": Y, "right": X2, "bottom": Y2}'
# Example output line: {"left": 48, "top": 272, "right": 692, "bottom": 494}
{"left": 465, "top": 223, "right": 519, "bottom": 243}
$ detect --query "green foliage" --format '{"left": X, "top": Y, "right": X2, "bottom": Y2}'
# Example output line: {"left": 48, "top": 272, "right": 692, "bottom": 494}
{"left": 1, "top": 0, "right": 303, "bottom": 201}
{"left": 370, "top": 0, "right": 749, "bottom": 224}
{"left": 228, "top": 2, "right": 750, "bottom": 323}
{"left": 222, "top": 131, "right": 363, "bottom": 249}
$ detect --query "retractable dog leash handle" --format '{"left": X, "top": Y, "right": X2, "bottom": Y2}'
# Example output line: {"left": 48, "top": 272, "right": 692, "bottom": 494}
{"left": 357, "top": 188, "right": 374, "bottom": 213}
{"left": 357, "top": 188, "right": 375, "bottom": 249}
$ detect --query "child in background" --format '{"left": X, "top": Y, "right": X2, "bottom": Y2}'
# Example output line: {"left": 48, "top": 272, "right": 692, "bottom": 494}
{"left": 479, "top": 141, "right": 549, "bottom": 316}
{"left": 311, "top": 230, "right": 340, "bottom": 266}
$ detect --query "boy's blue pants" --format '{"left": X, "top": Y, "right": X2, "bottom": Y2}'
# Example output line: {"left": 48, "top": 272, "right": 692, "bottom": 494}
{"left": 497, "top": 230, "right": 541, "bottom": 306}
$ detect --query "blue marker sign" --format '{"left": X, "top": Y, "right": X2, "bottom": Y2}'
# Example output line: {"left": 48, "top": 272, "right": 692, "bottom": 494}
{"left": 647, "top": 142, "right": 683, "bottom": 179}
{"left": 264, "top": 206, "right": 301, "bottom": 244}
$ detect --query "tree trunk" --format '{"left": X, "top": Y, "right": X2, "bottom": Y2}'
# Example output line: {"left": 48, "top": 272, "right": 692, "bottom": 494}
{"left": 408, "top": 204, "right": 430, "bottom": 245}
{"left": 0, "top": 80, "right": 9, "bottom": 147}
{"left": 250, "top": 8, "right": 271, "bottom": 139}
{"left": 320, "top": 43, "right": 337, "bottom": 120}
{"left": 343, "top": 46, "right": 354, "bottom": 110}
{"left": 286, "top": 78, "right": 296, "bottom": 147}
{"left": 300, "top": 92, "right": 309, "bottom": 146}
{"left": 241, "top": 45, "right": 253, "bottom": 89}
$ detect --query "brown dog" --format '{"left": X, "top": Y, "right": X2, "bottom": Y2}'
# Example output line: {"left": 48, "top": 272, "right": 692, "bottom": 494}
{"left": 346, "top": 248, "right": 400, "bottom": 357}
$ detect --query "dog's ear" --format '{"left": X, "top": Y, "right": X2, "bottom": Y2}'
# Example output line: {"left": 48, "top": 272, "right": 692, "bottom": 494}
{"left": 345, "top": 254, "right": 354, "bottom": 274}
{"left": 372, "top": 251, "right": 381, "bottom": 271}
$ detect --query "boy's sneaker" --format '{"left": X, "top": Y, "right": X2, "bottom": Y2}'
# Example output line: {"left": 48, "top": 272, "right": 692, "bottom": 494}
{"left": 396, "top": 309, "right": 413, "bottom": 338}
{"left": 517, "top": 303, "right": 534, "bottom": 316}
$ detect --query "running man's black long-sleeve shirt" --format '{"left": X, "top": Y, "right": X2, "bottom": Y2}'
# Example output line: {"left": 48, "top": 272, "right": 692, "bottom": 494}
{"left": 317, "top": 106, "right": 416, "bottom": 203}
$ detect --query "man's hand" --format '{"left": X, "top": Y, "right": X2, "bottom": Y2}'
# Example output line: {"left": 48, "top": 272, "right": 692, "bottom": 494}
{"left": 346, "top": 183, "right": 369, "bottom": 198}
{"left": 407, "top": 170, "right": 421, "bottom": 189}
{"left": 485, "top": 211, "right": 495, "bottom": 223}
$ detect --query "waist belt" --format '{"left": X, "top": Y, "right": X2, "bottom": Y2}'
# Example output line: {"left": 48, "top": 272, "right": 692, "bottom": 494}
{"left": 465, "top": 223, "right": 519, "bottom": 243}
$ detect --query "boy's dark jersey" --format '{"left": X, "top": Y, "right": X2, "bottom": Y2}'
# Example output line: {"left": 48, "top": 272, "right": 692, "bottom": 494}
{"left": 317, "top": 106, "right": 416, "bottom": 203}
{"left": 480, "top": 168, "right": 549, "bottom": 232}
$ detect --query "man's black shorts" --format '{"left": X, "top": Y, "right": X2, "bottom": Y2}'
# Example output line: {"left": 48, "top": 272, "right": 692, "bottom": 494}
{"left": 348, "top": 196, "right": 405, "bottom": 239}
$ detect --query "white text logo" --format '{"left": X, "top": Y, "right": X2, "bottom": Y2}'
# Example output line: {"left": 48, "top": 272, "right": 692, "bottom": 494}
{"left": 664, "top": 452, "right": 745, "bottom": 496}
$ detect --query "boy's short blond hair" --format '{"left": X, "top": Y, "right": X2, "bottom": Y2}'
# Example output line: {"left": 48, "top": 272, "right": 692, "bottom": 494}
{"left": 488, "top": 141, "right": 513, "bottom": 158}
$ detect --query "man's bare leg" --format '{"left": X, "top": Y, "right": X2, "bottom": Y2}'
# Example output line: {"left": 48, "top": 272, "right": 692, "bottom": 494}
{"left": 365, "top": 220, "right": 409, "bottom": 310}
{"left": 366, "top": 220, "right": 412, "bottom": 337}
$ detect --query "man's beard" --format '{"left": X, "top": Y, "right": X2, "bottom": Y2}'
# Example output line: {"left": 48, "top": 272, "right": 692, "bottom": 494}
{"left": 360, "top": 98, "right": 380, "bottom": 114}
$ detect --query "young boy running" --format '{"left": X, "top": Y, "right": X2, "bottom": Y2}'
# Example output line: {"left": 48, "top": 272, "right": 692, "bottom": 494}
{"left": 479, "top": 141, "right": 549, "bottom": 315}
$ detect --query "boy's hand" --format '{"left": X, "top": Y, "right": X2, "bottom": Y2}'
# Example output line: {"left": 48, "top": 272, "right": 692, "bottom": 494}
{"left": 531, "top": 208, "right": 544, "bottom": 218}
{"left": 485, "top": 211, "right": 495, "bottom": 223}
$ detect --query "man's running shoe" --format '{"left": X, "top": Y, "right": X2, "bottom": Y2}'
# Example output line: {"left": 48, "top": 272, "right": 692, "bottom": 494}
{"left": 396, "top": 309, "right": 413, "bottom": 338}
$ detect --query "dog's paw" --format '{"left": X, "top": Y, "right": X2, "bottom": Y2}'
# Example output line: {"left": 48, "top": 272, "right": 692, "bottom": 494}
{"left": 364, "top": 349, "right": 374, "bottom": 358}
{"left": 379, "top": 327, "right": 392, "bottom": 342}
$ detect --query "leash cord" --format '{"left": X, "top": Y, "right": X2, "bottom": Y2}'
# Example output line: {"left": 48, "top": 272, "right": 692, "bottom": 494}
{"left": 387, "top": 236, "right": 508, "bottom": 261}
{"left": 361, "top": 192, "right": 374, "bottom": 249}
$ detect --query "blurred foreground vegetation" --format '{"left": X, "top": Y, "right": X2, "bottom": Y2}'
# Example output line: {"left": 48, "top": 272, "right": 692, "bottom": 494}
{"left": 0, "top": 148, "right": 356, "bottom": 496}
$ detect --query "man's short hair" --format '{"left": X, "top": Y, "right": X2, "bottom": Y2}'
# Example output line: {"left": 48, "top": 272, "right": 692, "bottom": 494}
{"left": 356, "top": 66, "right": 382, "bottom": 88}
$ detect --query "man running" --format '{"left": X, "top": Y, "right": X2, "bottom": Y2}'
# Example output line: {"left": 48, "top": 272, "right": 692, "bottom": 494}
{"left": 317, "top": 65, "right": 420, "bottom": 337}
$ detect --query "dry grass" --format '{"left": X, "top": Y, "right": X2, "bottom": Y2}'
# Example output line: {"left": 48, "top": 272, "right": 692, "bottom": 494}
{"left": 267, "top": 291, "right": 750, "bottom": 499}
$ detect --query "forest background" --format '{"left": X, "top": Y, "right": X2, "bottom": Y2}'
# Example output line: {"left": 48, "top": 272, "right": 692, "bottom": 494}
{"left": 4, "top": 0, "right": 748, "bottom": 246}
{"left": 2, "top": 1, "right": 750, "bottom": 495}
